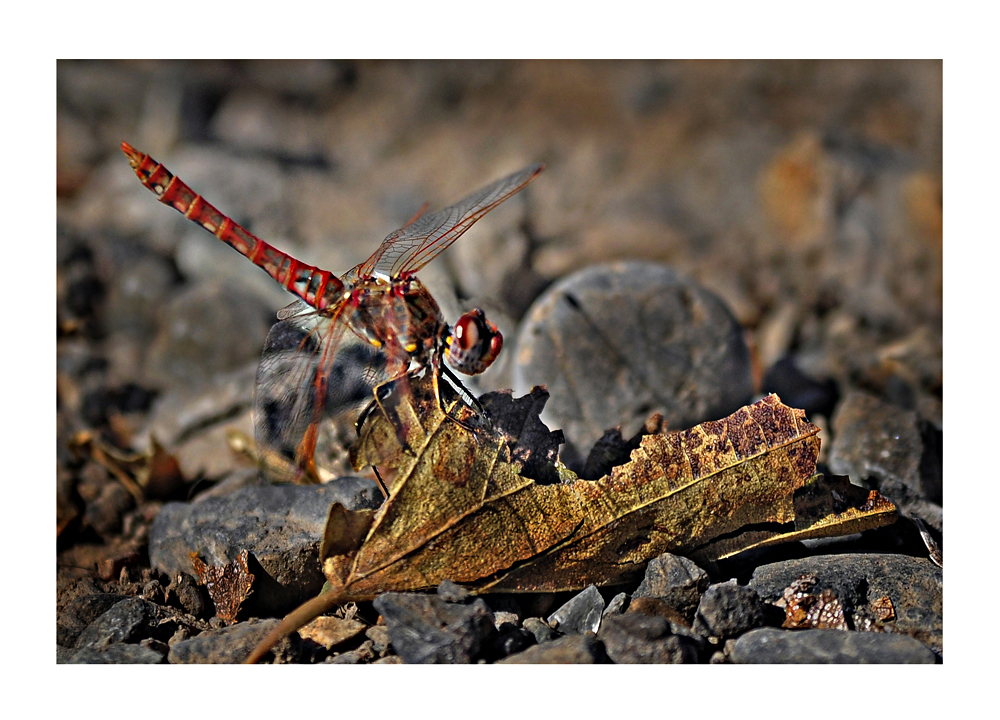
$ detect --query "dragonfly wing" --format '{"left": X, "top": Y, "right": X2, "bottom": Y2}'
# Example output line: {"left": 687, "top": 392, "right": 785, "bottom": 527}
{"left": 360, "top": 163, "right": 543, "bottom": 278}
{"left": 253, "top": 309, "right": 386, "bottom": 483}
{"left": 276, "top": 299, "right": 313, "bottom": 321}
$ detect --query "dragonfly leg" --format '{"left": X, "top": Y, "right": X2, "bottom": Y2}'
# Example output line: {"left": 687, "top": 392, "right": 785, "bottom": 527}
{"left": 436, "top": 364, "right": 493, "bottom": 443}
{"left": 294, "top": 423, "right": 324, "bottom": 484}
{"left": 363, "top": 376, "right": 417, "bottom": 457}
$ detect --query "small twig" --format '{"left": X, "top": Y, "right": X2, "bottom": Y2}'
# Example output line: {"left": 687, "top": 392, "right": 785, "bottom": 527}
{"left": 244, "top": 588, "right": 347, "bottom": 664}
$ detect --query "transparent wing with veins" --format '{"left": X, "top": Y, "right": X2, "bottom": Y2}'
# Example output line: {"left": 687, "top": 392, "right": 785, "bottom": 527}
{"left": 254, "top": 296, "right": 414, "bottom": 483}
{"left": 359, "top": 163, "right": 544, "bottom": 279}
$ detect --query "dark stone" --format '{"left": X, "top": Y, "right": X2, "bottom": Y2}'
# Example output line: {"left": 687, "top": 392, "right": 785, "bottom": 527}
{"left": 732, "top": 627, "right": 938, "bottom": 664}
{"left": 633, "top": 552, "right": 710, "bottom": 621}
{"left": 68, "top": 642, "right": 167, "bottom": 664}
{"left": 326, "top": 640, "right": 377, "bottom": 664}
{"left": 149, "top": 478, "right": 381, "bottom": 616}
{"left": 488, "top": 626, "right": 537, "bottom": 660}
{"left": 598, "top": 613, "right": 701, "bottom": 663}
{"left": 749, "top": 553, "right": 942, "bottom": 654}
{"left": 437, "top": 579, "right": 471, "bottom": 603}
{"left": 373, "top": 592, "right": 498, "bottom": 664}
{"left": 75, "top": 598, "right": 158, "bottom": 649}
{"left": 761, "top": 356, "right": 839, "bottom": 419}
{"left": 167, "top": 619, "right": 300, "bottom": 664}
{"left": 498, "top": 635, "right": 611, "bottom": 664}
{"left": 828, "top": 390, "right": 940, "bottom": 531}
{"left": 57, "top": 590, "right": 127, "bottom": 648}
{"left": 692, "top": 583, "right": 771, "bottom": 639}
{"left": 546, "top": 585, "right": 605, "bottom": 635}
{"left": 141, "top": 579, "right": 165, "bottom": 604}
{"left": 165, "top": 572, "right": 206, "bottom": 617}
{"left": 602, "top": 592, "right": 629, "bottom": 619}
{"left": 511, "top": 262, "right": 753, "bottom": 468}
{"left": 522, "top": 617, "right": 558, "bottom": 645}
{"left": 83, "top": 482, "right": 135, "bottom": 538}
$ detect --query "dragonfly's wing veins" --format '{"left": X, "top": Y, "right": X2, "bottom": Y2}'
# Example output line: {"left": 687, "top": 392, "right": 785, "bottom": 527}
{"left": 254, "top": 310, "right": 385, "bottom": 483}
{"left": 360, "top": 164, "right": 543, "bottom": 279}
{"left": 276, "top": 299, "right": 314, "bottom": 321}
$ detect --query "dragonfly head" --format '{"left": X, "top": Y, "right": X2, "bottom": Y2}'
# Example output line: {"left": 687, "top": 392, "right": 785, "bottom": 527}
{"left": 443, "top": 308, "right": 503, "bottom": 376}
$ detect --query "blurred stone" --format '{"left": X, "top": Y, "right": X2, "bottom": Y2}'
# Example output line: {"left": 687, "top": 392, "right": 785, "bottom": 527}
{"left": 828, "top": 390, "right": 939, "bottom": 531}
{"left": 145, "top": 280, "right": 275, "bottom": 388}
{"left": 68, "top": 643, "right": 166, "bottom": 664}
{"left": 75, "top": 598, "right": 159, "bottom": 649}
{"left": 83, "top": 482, "right": 135, "bottom": 539}
{"left": 512, "top": 262, "right": 752, "bottom": 465}
{"left": 762, "top": 356, "right": 839, "bottom": 419}
{"left": 498, "top": 634, "right": 611, "bottom": 664}
{"left": 522, "top": 617, "right": 558, "bottom": 645}
{"left": 732, "top": 627, "right": 937, "bottom": 664}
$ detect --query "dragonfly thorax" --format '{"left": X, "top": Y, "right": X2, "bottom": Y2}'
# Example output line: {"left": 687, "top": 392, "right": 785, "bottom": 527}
{"left": 346, "top": 276, "right": 444, "bottom": 366}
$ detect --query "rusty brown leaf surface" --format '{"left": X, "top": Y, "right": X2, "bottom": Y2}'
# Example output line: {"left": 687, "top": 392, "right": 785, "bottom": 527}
{"left": 248, "top": 375, "right": 899, "bottom": 662}
{"left": 191, "top": 549, "right": 255, "bottom": 623}
{"left": 326, "top": 373, "right": 848, "bottom": 599}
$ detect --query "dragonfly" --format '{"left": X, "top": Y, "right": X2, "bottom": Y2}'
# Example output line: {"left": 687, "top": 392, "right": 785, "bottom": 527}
{"left": 122, "top": 142, "right": 543, "bottom": 484}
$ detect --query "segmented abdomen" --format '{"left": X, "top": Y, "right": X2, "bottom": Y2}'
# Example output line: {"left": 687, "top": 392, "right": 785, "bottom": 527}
{"left": 121, "top": 142, "right": 344, "bottom": 311}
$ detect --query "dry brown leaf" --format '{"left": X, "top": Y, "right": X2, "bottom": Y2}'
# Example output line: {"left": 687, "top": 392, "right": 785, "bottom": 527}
{"left": 191, "top": 549, "right": 255, "bottom": 623}
{"left": 69, "top": 431, "right": 187, "bottom": 502}
{"left": 247, "top": 374, "right": 897, "bottom": 662}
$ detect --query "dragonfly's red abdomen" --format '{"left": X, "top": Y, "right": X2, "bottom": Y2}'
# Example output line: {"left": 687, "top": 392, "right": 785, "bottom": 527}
{"left": 121, "top": 142, "right": 344, "bottom": 311}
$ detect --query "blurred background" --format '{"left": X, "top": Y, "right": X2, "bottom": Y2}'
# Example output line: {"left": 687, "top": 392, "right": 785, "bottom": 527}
{"left": 56, "top": 59, "right": 941, "bottom": 506}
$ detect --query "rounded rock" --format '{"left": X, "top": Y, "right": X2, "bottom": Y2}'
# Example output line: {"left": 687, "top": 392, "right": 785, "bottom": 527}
{"left": 512, "top": 262, "right": 752, "bottom": 462}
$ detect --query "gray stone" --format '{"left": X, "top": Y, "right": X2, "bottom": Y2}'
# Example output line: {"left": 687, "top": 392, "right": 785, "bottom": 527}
{"left": 692, "top": 582, "right": 770, "bottom": 639}
{"left": 546, "top": 585, "right": 605, "bottom": 635}
{"left": 490, "top": 627, "right": 536, "bottom": 659}
{"left": 598, "top": 613, "right": 700, "bottom": 663}
{"left": 149, "top": 478, "right": 381, "bottom": 616}
{"left": 749, "top": 553, "right": 942, "bottom": 654}
{"left": 498, "top": 634, "right": 611, "bottom": 664}
{"left": 365, "top": 625, "right": 392, "bottom": 656}
{"left": 436, "top": 579, "right": 471, "bottom": 603}
{"left": 633, "top": 552, "right": 710, "bottom": 620}
{"left": 512, "top": 262, "right": 752, "bottom": 464}
{"left": 828, "top": 390, "right": 940, "bottom": 531}
{"left": 68, "top": 642, "right": 166, "bottom": 664}
{"left": 168, "top": 618, "right": 299, "bottom": 664}
{"left": 83, "top": 482, "right": 135, "bottom": 538}
{"left": 164, "top": 572, "right": 206, "bottom": 617}
{"left": 522, "top": 617, "right": 558, "bottom": 645}
{"left": 57, "top": 589, "right": 127, "bottom": 648}
{"left": 374, "top": 592, "right": 498, "bottom": 664}
{"left": 326, "top": 640, "right": 377, "bottom": 664}
{"left": 75, "top": 598, "right": 158, "bottom": 649}
{"left": 732, "top": 627, "right": 938, "bottom": 664}
{"left": 602, "top": 592, "right": 628, "bottom": 619}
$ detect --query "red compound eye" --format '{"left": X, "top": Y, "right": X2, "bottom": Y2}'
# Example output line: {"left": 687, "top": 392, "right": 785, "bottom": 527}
{"left": 447, "top": 309, "right": 503, "bottom": 375}
{"left": 454, "top": 312, "right": 481, "bottom": 351}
